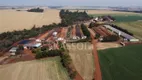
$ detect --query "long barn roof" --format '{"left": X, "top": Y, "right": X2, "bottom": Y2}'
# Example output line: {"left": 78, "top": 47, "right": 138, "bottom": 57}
{"left": 104, "top": 25, "right": 135, "bottom": 40}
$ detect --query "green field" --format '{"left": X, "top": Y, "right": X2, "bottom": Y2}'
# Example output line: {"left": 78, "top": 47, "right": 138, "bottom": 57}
{"left": 90, "top": 14, "right": 142, "bottom": 22}
{"left": 114, "top": 21, "right": 142, "bottom": 40}
{"left": 112, "top": 14, "right": 142, "bottom": 40}
{"left": 98, "top": 44, "right": 142, "bottom": 80}
{"left": 90, "top": 14, "right": 142, "bottom": 40}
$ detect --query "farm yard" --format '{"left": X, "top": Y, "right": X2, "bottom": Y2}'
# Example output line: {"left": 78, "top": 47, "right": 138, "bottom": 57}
{"left": 0, "top": 8, "right": 142, "bottom": 80}
{"left": 0, "top": 57, "right": 70, "bottom": 80}
{"left": 66, "top": 24, "right": 88, "bottom": 41}
{"left": 98, "top": 44, "right": 142, "bottom": 80}
{"left": 67, "top": 42, "right": 94, "bottom": 80}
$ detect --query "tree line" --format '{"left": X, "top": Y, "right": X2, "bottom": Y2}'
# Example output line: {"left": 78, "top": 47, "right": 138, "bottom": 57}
{"left": 81, "top": 24, "right": 90, "bottom": 38}
{"left": 27, "top": 8, "right": 44, "bottom": 12}
{"left": 32, "top": 42, "right": 77, "bottom": 79}
{"left": 59, "top": 9, "right": 92, "bottom": 26}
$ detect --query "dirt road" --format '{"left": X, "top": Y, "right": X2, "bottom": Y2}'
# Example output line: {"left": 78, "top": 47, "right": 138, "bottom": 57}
{"left": 91, "top": 34, "right": 102, "bottom": 80}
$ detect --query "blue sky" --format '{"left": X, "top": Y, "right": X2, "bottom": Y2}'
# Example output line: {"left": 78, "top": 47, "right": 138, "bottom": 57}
{"left": 0, "top": 0, "right": 142, "bottom": 6}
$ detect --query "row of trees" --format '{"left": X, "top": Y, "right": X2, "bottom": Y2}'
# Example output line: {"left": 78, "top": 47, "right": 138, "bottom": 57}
{"left": 33, "top": 42, "right": 76, "bottom": 79}
{"left": 100, "top": 35, "right": 119, "bottom": 42}
{"left": 60, "top": 51, "right": 77, "bottom": 79}
{"left": 27, "top": 8, "right": 44, "bottom": 12}
{"left": 34, "top": 48, "right": 61, "bottom": 59}
{"left": 81, "top": 24, "right": 90, "bottom": 38}
{"left": 111, "top": 24, "right": 133, "bottom": 36}
{"left": 60, "top": 9, "right": 92, "bottom": 26}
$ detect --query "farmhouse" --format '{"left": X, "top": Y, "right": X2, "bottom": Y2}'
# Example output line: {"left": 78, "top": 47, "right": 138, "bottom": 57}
{"left": 104, "top": 25, "right": 139, "bottom": 42}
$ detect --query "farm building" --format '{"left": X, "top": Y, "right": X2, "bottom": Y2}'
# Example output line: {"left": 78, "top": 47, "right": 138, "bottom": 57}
{"left": 17, "top": 39, "right": 42, "bottom": 49}
{"left": 18, "top": 40, "right": 31, "bottom": 45}
{"left": 93, "top": 16, "right": 115, "bottom": 22}
{"left": 24, "top": 43, "right": 42, "bottom": 49}
{"left": 53, "top": 32, "right": 58, "bottom": 36}
{"left": 36, "top": 39, "right": 41, "bottom": 43}
{"left": 9, "top": 47, "right": 18, "bottom": 55}
{"left": 104, "top": 25, "right": 139, "bottom": 42}
{"left": 81, "top": 36, "right": 87, "bottom": 39}
{"left": 57, "top": 38, "right": 64, "bottom": 41}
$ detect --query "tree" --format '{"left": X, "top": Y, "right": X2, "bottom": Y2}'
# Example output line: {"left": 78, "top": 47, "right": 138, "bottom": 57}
{"left": 58, "top": 41, "right": 65, "bottom": 51}
{"left": 27, "top": 8, "right": 44, "bottom": 12}
{"left": 70, "top": 71, "right": 77, "bottom": 79}
{"left": 59, "top": 9, "right": 91, "bottom": 26}
{"left": 101, "top": 35, "right": 119, "bottom": 42}
{"left": 89, "top": 22, "right": 95, "bottom": 28}
{"left": 15, "top": 45, "right": 24, "bottom": 57}
{"left": 61, "top": 54, "right": 72, "bottom": 67}
{"left": 95, "top": 33, "right": 100, "bottom": 39}
{"left": 81, "top": 24, "right": 90, "bottom": 38}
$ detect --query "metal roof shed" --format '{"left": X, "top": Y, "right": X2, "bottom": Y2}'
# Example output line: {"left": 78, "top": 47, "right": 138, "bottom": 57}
{"left": 9, "top": 47, "right": 17, "bottom": 52}
{"left": 33, "top": 43, "right": 42, "bottom": 48}
{"left": 24, "top": 43, "right": 41, "bottom": 48}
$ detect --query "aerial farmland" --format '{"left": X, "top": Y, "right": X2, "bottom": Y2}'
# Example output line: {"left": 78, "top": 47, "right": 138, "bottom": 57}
{"left": 0, "top": 4, "right": 142, "bottom": 80}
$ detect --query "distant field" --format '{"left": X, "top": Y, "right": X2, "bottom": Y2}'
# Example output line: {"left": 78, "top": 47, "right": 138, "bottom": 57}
{"left": 71, "top": 10, "right": 139, "bottom": 15}
{"left": 90, "top": 13, "right": 142, "bottom": 40}
{"left": 90, "top": 13, "right": 142, "bottom": 21}
{"left": 115, "top": 21, "right": 142, "bottom": 40}
{"left": 67, "top": 42, "right": 94, "bottom": 80}
{"left": 0, "top": 57, "right": 70, "bottom": 80}
{"left": 98, "top": 44, "right": 142, "bottom": 80}
{"left": 0, "top": 9, "right": 60, "bottom": 33}
{"left": 111, "top": 14, "right": 142, "bottom": 40}
{"left": 0, "top": 9, "right": 138, "bottom": 33}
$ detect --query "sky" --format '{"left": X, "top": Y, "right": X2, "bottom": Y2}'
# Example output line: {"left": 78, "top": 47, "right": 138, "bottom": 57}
{"left": 0, "top": 0, "right": 142, "bottom": 7}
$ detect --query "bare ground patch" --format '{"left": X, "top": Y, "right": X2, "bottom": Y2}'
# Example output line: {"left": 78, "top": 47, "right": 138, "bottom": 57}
{"left": 97, "top": 42, "right": 121, "bottom": 50}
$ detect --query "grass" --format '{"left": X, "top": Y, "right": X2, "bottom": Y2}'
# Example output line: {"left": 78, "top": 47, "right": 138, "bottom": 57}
{"left": 114, "top": 21, "right": 142, "bottom": 40}
{"left": 38, "top": 56, "right": 71, "bottom": 80}
{"left": 0, "top": 56, "right": 70, "bottom": 80}
{"left": 90, "top": 14, "right": 142, "bottom": 22}
{"left": 98, "top": 44, "right": 142, "bottom": 80}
